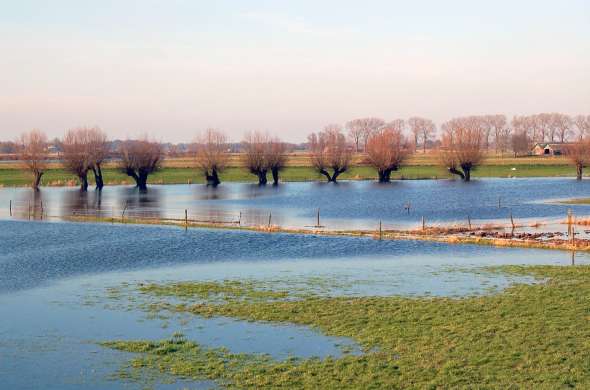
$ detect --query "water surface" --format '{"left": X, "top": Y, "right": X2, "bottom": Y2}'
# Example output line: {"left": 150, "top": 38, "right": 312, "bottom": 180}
{"left": 1, "top": 178, "right": 589, "bottom": 229}
{"left": 1, "top": 219, "right": 587, "bottom": 389}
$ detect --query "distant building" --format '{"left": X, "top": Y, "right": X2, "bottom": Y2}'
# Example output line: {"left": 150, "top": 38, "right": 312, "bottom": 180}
{"left": 531, "top": 142, "right": 572, "bottom": 156}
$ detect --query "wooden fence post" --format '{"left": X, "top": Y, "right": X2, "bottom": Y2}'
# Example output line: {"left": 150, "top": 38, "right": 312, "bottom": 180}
{"left": 570, "top": 210, "right": 575, "bottom": 248}
{"left": 422, "top": 216, "right": 425, "bottom": 231}
{"left": 404, "top": 202, "right": 411, "bottom": 214}
{"left": 121, "top": 202, "right": 128, "bottom": 223}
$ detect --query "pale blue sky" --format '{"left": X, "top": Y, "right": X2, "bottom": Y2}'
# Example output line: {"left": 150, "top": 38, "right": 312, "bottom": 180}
{"left": 1, "top": 0, "right": 589, "bottom": 142}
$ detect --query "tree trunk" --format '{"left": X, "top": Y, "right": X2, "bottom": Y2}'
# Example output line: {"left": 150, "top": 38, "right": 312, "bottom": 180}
{"left": 256, "top": 170, "right": 268, "bottom": 185}
{"left": 378, "top": 169, "right": 392, "bottom": 183}
{"left": 206, "top": 169, "right": 221, "bottom": 187}
{"left": 32, "top": 171, "right": 43, "bottom": 190}
{"left": 463, "top": 167, "right": 471, "bottom": 182}
{"left": 93, "top": 164, "right": 104, "bottom": 190}
{"left": 318, "top": 168, "right": 333, "bottom": 182}
{"left": 448, "top": 167, "right": 465, "bottom": 180}
{"left": 331, "top": 168, "right": 345, "bottom": 183}
{"left": 577, "top": 164, "right": 583, "bottom": 180}
{"left": 78, "top": 173, "right": 89, "bottom": 192}
{"left": 125, "top": 168, "right": 148, "bottom": 190}
{"left": 125, "top": 168, "right": 139, "bottom": 186}
{"left": 137, "top": 172, "right": 149, "bottom": 191}
{"left": 271, "top": 167, "right": 280, "bottom": 185}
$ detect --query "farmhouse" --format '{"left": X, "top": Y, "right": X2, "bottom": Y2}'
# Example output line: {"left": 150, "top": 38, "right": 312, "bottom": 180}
{"left": 531, "top": 142, "right": 572, "bottom": 156}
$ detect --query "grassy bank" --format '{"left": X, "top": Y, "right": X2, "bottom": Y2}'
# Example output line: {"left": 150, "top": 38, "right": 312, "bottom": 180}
{"left": 0, "top": 163, "right": 579, "bottom": 187}
{"left": 102, "top": 265, "right": 590, "bottom": 388}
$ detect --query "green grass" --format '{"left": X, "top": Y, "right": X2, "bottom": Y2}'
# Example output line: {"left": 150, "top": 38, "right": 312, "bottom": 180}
{"left": 102, "top": 265, "right": 590, "bottom": 388}
{"left": 138, "top": 280, "right": 291, "bottom": 303}
{"left": 0, "top": 164, "right": 580, "bottom": 187}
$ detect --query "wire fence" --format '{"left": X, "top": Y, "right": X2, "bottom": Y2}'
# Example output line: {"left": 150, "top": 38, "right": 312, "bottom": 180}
{"left": 2, "top": 198, "right": 586, "bottom": 242}
{"left": 3, "top": 199, "right": 294, "bottom": 228}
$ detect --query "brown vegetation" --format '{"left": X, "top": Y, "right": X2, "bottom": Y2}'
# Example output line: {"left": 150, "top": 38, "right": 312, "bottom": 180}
{"left": 242, "top": 131, "right": 287, "bottom": 185}
{"left": 511, "top": 131, "right": 530, "bottom": 157}
{"left": 195, "top": 129, "right": 229, "bottom": 187}
{"left": 440, "top": 117, "right": 485, "bottom": 181}
{"left": 408, "top": 117, "right": 435, "bottom": 153}
{"left": 345, "top": 117, "right": 385, "bottom": 152}
{"left": 17, "top": 129, "right": 48, "bottom": 190}
{"left": 512, "top": 113, "right": 574, "bottom": 144}
{"left": 308, "top": 124, "right": 352, "bottom": 182}
{"left": 564, "top": 139, "right": 590, "bottom": 180}
{"left": 573, "top": 115, "right": 590, "bottom": 139}
{"left": 61, "top": 127, "right": 109, "bottom": 191}
{"left": 242, "top": 131, "right": 269, "bottom": 185}
{"left": 88, "top": 127, "right": 109, "bottom": 190}
{"left": 485, "top": 115, "right": 510, "bottom": 154}
{"left": 366, "top": 126, "right": 411, "bottom": 182}
{"left": 62, "top": 128, "right": 91, "bottom": 191}
{"left": 119, "top": 138, "right": 163, "bottom": 191}
{"left": 267, "top": 138, "right": 287, "bottom": 185}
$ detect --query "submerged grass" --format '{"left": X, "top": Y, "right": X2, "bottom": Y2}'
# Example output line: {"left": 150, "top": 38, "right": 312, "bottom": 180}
{"left": 138, "top": 280, "right": 291, "bottom": 304}
{"left": 102, "top": 265, "right": 590, "bottom": 388}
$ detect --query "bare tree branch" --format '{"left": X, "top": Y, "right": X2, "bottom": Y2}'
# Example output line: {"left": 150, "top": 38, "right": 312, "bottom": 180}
{"left": 119, "top": 138, "right": 163, "bottom": 191}
{"left": 366, "top": 125, "right": 411, "bottom": 182}
{"left": 440, "top": 117, "right": 485, "bottom": 181}
{"left": 195, "top": 129, "right": 229, "bottom": 187}
{"left": 308, "top": 124, "right": 352, "bottom": 182}
{"left": 17, "top": 129, "right": 48, "bottom": 190}
{"left": 62, "top": 128, "right": 91, "bottom": 191}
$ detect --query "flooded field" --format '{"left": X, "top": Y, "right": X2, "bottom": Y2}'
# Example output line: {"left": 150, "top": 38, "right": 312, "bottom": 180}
{"left": 1, "top": 217, "right": 588, "bottom": 389}
{"left": 1, "top": 178, "right": 589, "bottom": 388}
{"left": 1, "top": 178, "right": 590, "bottom": 230}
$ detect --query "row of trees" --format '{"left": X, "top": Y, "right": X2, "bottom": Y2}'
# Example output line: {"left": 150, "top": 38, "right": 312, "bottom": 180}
{"left": 15, "top": 128, "right": 288, "bottom": 191}
{"left": 343, "top": 113, "right": 590, "bottom": 155}
{"left": 310, "top": 114, "right": 590, "bottom": 183}
{"left": 512, "top": 113, "right": 590, "bottom": 144}
{"left": 345, "top": 117, "right": 435, "bottom": 153}
{"left": 13, "top": 113, "right": 590, "bottom": 190}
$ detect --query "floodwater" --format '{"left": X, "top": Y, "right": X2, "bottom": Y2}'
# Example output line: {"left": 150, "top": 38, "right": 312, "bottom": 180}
{"left": 1, "top": 178, "right": 590, "bottom": 230}
{"left": 1, "top": 217, "right": 588, "bottom": 389}
{"left": 0, "top": 178, "right": 588, "bottom": 388}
